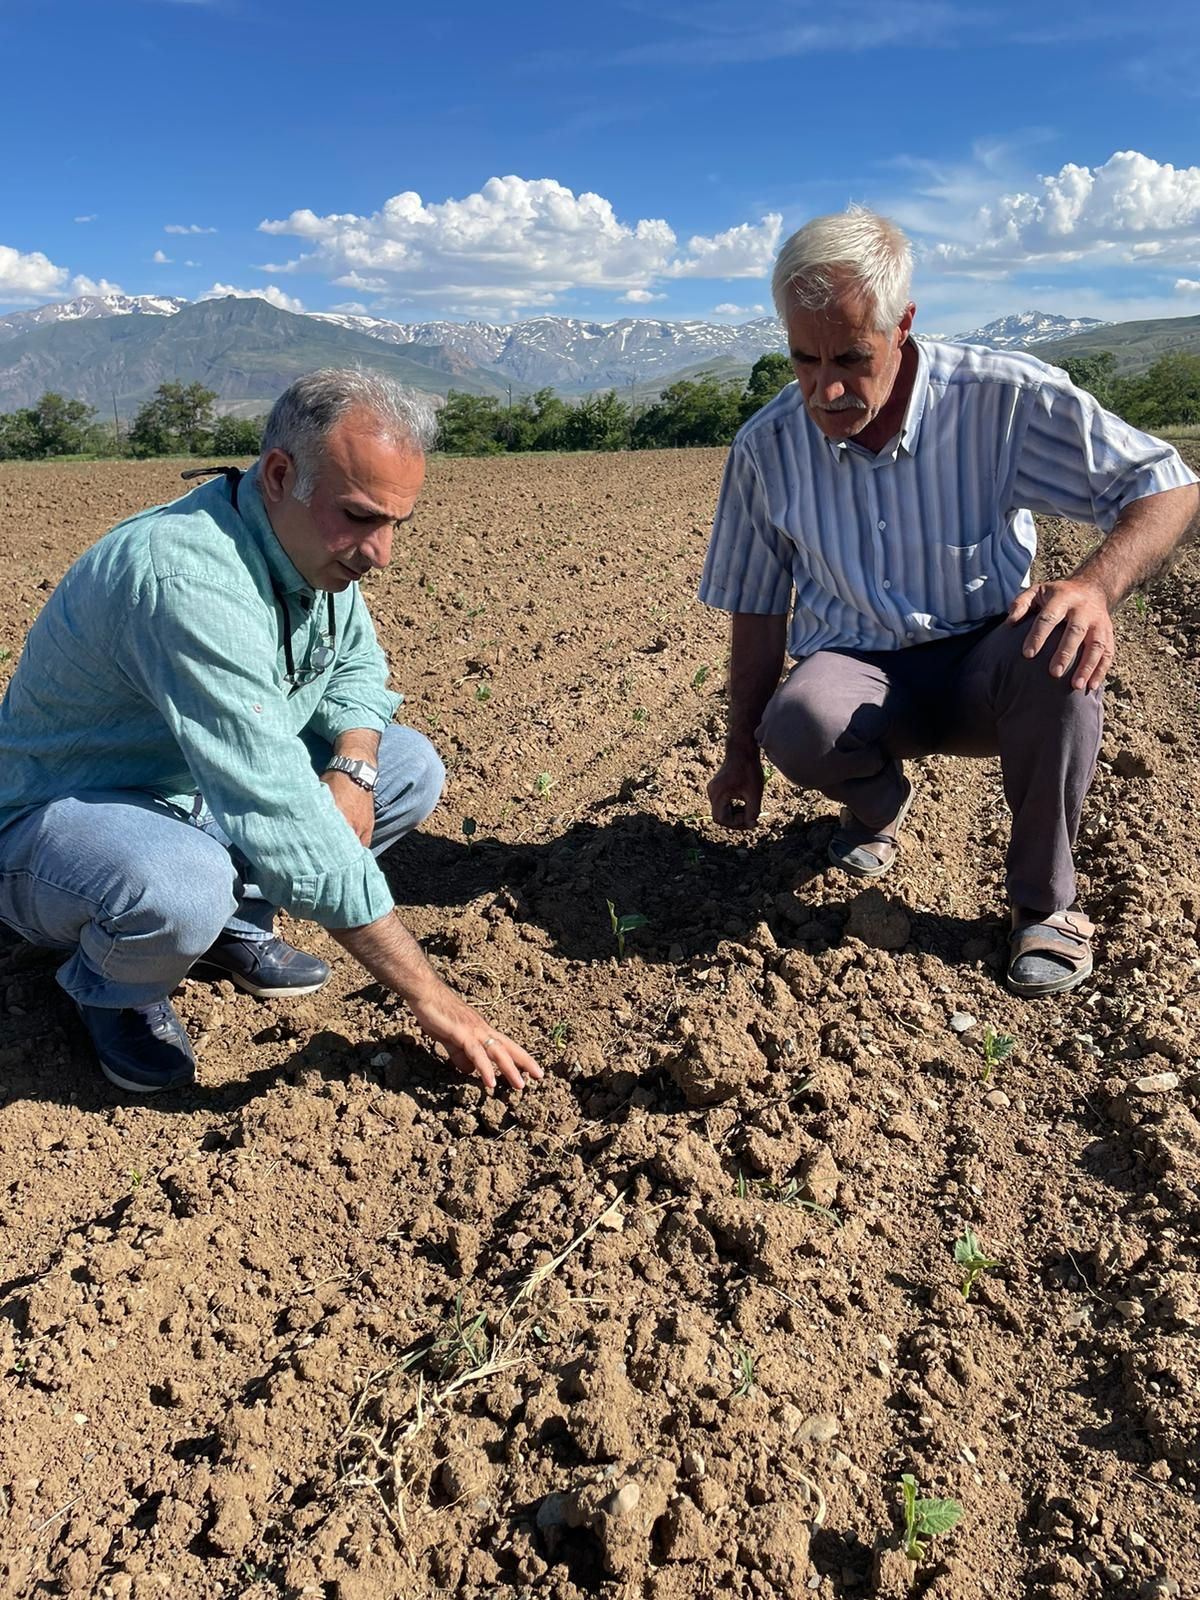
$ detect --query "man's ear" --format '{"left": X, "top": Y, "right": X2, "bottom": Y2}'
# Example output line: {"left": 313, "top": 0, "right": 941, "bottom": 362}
{"left": 897, "top": 302, "right": 916, "bottom": 346}
{"left": 258, "top": 447, "right": 293, "bottom": 506}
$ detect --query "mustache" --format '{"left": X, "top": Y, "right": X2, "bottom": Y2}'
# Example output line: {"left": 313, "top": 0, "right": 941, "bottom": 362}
{"left": 811, "top": 394, "right": 868, "bottom": 412}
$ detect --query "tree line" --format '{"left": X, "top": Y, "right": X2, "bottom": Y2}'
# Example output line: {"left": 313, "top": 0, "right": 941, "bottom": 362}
{"left": 0, "top": 383, "right": 262, "bottom": 461}
{"left": 1, "top": 348, "right": 1197, "bottom": 464}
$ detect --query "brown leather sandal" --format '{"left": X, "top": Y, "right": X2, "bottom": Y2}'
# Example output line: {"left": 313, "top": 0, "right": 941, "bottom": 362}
{"left": 828, "top": 779, "right": 916, "bottom": 879}
{"left": 1007, "top": 909, "right": 1095, "bottom": 997}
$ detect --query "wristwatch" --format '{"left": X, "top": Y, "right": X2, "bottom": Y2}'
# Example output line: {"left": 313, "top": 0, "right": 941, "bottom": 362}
{"left": 324, "top": 756, "right": 379, "bottom": 792}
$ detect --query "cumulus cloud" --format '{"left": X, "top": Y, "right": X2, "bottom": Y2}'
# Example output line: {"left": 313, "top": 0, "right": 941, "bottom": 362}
{"left": 619, "top": 288, "right": 666, "bottom": 304}
{"left": 1175, "top": 277, "right": 1200, "bottom": 293}
{"left": 200, "top": 282, "right": 305, "bottom": 313}
{"left": 152, "top": 249, "right": 172, "bottom": 265}
{"left": 0, "top": 243, "right": 69, "bottom": 298}
{"left": 713, "top": 301, "right": 767, "bottom": 316}
{"left": 258, "top": 176, "right": 781, "bottom": 308}
{"left": 165, "top": 222, "right": 217, "bottom": 235}
{"left": 69, "top": 275, "right": 123, "bottom": 297}
{"left": 928, "top": 150, "right": 1200, "bottom": 272}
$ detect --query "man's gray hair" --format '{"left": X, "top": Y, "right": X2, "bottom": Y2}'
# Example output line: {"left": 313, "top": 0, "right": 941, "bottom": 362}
{"left": 771, "top": 205, "right": 913, "bottom": 330}
{"left": 260, "top": 368, "right": 439, "bottom": 504}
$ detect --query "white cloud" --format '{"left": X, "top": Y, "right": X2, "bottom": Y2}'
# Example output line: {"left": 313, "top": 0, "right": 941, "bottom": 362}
{"left": 258, "top": 176, "right": 781, "bottom": 308}
{"left": 927, "top": 150, "right": 1200, "bottom": 273}
{"left": 713, "top": 301, "right": 767, "bottom": 316}
{"left": 69, "top": 275, "right": 123, "bottom": 297}
{"left": 0, "top": 243, "right": 69, "bottom": 298}
{"left": 74, "top": 214, "right": 97, "bottom": 224}
{"left": 619, "top": 288, "right": 666, "bottom": 304}
{"left": 1175, "top": 277, "right": 1200, "bottom": 294}
{"left": 165, "top": 222, "right": 217, "bottom": 235}
{"left": 200, "top": 282, "right": 305, "bottom": 313}
{"left": 152, "top": 249, "right": 172, "bottom": 265}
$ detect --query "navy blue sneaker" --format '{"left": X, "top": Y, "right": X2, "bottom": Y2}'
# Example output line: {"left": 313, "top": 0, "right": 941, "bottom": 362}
{"left": 190, "top": 933, "right": 331, "bottom": 998}
{"left": 76, "top": 999, "right": 197, "bottom": 1093}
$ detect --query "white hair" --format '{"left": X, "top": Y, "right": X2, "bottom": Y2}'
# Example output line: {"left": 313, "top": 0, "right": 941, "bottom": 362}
{"left": 771, "top": 205, "right": 913, "bottom": 330}
{"left": 260, "top": 367, "right": 439, "bottom": 504}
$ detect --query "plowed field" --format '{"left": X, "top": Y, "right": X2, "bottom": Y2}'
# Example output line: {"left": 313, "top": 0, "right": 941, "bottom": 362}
{"left": 1, "top": 449, "right": 1198, "bottom": 1600}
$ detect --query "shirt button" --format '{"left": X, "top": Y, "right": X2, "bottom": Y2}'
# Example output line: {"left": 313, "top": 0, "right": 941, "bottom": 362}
{"left": 877, "top": 519, "right": 886, "bottom": 530}
{"left": 906, "top": 631, "right": 915, "bottom": 640}
{"left": 883, "top": 580, "right": 892, "bottom": 590}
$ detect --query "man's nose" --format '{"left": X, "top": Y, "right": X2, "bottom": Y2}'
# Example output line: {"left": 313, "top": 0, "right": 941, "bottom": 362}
{"left": 359, "top": 526, "right": 394, "bottom": 569}
{"left": 817, "top": 369, "right": 845, "bottom": 403}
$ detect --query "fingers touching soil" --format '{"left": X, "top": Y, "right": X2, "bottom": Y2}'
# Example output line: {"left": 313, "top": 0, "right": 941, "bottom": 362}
{"left": 1, "top": 450, "right": 1198, "bottom": 1600}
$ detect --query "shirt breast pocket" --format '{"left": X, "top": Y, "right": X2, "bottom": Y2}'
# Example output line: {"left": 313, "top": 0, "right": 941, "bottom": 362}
{"left": 941, "top": 539, "right": 994, "bottom": 596}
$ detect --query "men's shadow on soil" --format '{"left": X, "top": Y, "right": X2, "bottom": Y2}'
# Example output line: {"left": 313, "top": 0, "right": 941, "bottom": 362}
{"left": 382, "top": 806, "right": 998, "bottom": 970}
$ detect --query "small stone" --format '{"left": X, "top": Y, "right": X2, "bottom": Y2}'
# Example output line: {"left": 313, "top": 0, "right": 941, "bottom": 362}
{"left": 681, "top": 1450, "right": 706, "bottom": 1479}
{"left": 949, "top": 1012, "right": 977, "bottom": 1033}
{"left": 1063, "top": 1308, "right": 1092, "bottom": 1331}
{"left": 369, "top": 1050, "right": 393, "bottom": 1067}
{"left": 612, "top": 1481, "right": 641, "bottom": 1516}
{"left": 884, "top": 1113, "right": 922, "bottom": 1144}
{"left": 985, "top": 1090, "right": 1011, "bottom": 1109}
{"left": 1133, "top": 1072, "right": 1179, "bottom": 1094}
{"left": 1116, "top": 1299, "right": 1143, "bottom": 1321}
{"left": 795, "top": 1411, "right": 839, "bottom": 1444}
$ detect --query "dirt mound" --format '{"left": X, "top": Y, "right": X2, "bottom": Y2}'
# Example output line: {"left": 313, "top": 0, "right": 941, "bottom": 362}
{"left": 1, "top": 448, "right": 1199, "bottom": 1599}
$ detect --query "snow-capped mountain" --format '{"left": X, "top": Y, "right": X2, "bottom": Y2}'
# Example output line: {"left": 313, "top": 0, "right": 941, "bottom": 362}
{"left": 310, "top": 312, "right": 785, "bottom": 390}
{"left": 950, "top": 311, "right": 1109, "bottom": 350}
{"left": 0, "top": 292, "right": 187, "bottom": 342}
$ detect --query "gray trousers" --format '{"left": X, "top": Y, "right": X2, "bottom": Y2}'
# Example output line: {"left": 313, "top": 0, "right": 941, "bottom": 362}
{"left": 756, "top": 616, "right": 1103, "bottom": 919}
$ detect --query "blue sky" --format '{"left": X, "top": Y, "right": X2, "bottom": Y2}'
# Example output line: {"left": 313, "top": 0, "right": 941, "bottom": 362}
{"left": 2, "top": 0, "right": 1199, "bottom": 332}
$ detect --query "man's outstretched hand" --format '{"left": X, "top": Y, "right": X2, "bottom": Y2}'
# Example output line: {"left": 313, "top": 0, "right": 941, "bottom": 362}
{"left": 408, "top": 983, "right": 543, "bottom": 1095}
{"left": 1007, "top": 576, "right": 1114, "bottom": 692}
{"left": 708, "top": 750, "right": 765, "bottom": 830}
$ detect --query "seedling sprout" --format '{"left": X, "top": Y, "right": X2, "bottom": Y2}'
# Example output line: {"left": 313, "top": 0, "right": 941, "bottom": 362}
{"left": 606, "top": 899, "right": 648, "bottom": 961}
{"left": 954, "top": 1227, "right": 1001, "bottom": 1299}
{"left": 900, "top": 1474, "right": 963, "bottom": 1584}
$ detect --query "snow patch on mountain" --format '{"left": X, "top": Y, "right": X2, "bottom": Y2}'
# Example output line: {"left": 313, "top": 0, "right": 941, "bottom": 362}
{"left": 0, "top": 293, "right": 187, "bottom": 342}
{"left": 950, "top": 310, "right": 1110, "bottom": 350}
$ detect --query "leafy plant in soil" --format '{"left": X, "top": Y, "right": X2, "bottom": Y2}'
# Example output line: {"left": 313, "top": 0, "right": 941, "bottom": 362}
{"left": 735, "top": 1171, "right": 841, "bottom": 1225}
{"left": 899, "top": 1473, "right": 963, "bottom": 1586}
{"left": 607, "top": 899, "right": 648, "bottom": 961}
{"left": 979, "top": 1023, "right": 1016, "bottom": 1083}
{"left": 954, "top": 1227, "right": 1001, "bottom": 1298}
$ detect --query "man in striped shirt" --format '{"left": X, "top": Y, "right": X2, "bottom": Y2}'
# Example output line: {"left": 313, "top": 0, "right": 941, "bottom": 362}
{"left": 700, "top": 206, "right": 1198, "bottom": 996}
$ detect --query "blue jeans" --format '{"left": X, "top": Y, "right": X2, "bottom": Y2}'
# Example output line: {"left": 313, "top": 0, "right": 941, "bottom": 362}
{"left": 0, "top": 724, "right": 444, "bottom": 1010}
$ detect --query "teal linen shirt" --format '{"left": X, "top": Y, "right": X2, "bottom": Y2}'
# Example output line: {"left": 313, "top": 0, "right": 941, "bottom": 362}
{"left": 0, "top": 468, "right": 401, "bottom": 929}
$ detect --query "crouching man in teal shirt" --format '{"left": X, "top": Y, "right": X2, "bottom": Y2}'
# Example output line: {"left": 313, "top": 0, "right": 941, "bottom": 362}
{"left": 0, "top": 369, "right": 541, "bottom": 1097}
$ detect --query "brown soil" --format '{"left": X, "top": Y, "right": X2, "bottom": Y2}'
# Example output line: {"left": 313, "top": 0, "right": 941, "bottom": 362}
{"left": 1, "top": 449, "right": 1198, "bottom": 1600}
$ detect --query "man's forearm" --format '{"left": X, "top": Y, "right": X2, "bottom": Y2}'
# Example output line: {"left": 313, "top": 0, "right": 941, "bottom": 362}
{"left": 1074, "top": 483, "right": 1199, "bottom": 607}
{"left": 330, "top": 912, "right": 441, "bottom": 1007}
{"left": 725, "top": 612, "right": 788, "bottom": 753}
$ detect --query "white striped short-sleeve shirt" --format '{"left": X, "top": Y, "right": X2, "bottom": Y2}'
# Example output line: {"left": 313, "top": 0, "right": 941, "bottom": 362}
{"left": 699, "top": 337, "right": 1198, "bottom": 656}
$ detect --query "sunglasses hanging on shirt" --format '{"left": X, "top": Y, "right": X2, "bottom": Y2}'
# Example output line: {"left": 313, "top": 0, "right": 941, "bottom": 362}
{"left": 181, "top": 463, "right": 337, "bottom": 695}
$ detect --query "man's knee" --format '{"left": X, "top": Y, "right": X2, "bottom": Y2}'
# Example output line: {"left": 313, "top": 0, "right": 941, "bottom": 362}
{"left": 113, "top": 832, "right": 238, "bottom": 958}
{"left": 378, "top": 724, "right": 445, "bottom": 827}
{"left": 998, "top": 618, "right": 1104, "bottom": 722}
{"left": 759, "top": 680, "right": 877, "bottom": 782}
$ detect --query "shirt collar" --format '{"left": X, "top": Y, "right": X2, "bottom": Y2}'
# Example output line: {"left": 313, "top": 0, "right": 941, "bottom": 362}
{"left": 237, "top": 465, "right": 315, "bottom": 600}
{"left": 818, "top": 334, "right": 931, "bottom": 466}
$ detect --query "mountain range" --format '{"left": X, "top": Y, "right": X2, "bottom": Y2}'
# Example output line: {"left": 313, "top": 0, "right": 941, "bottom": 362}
{"left": 1, "top": 293, "right": 1195, "bottom": 417}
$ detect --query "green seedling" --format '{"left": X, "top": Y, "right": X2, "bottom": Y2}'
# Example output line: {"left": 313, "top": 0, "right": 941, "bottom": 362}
{"left": 692, "top": 665, "right": 710, "bottom": 690}
{"left": 762, "top": 760, "right": 775, "bottom": 786}
{"left": 534, "top": 772, "right": 555, "bottom": 797}
{"left": 954, "top": 1227, "right": 1000, "bottom": 1299}
{"left": 979, "top": 1024, "right": 1015, "bottom": 1084}
{"left": 899, "top": 1474, "right": 962, "bottom": 1583}
{"left": 461, "top": 816, "right": 477, "bottom": 849}
{"left": 1132, "top": 592, "right": 1147, "bottom": 617}
{"left": 549, "top": 1021, "right": 570, "bottom": 1051}
{"left": 129, "top": 1169, "right": 144, "bottom": 1190}
{"left": 684, "top": 846, "right": 703, "bottom": 869}
{"left": 606, "top": 899, "right": 648, "bottom": 961}
{"left": 732, "top": 1344, "right": 756, "bottom": 1397}
{"left": 632, "top": 705, "right": 648, "bottom": 724}
{"left": 0, "top": 649, "right": 10, "bottom": 664}
{"left": 474, "top": 683, "right": 492, "bottom": 703}
{"left": 735, "top": 1171, "right": 841, "bottom": 1225}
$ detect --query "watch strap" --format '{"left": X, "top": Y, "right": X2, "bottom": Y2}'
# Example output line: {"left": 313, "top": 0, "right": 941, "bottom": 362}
{"left": 324, "top": 755, "right": 379, "bottom": 791}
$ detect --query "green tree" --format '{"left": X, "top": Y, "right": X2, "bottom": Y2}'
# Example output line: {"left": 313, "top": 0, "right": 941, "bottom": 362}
{"left": 436, "top": 391, "right": 504, "bottom": 455}
{"left": 209, "top": 414, "right": 263, "bottom": 456}
{"left": 0, "top": 409, "right": 40, "bottom": 460}
{"left": 128, "top": 382, "right": 218, "bottom": 456}
{"left": 633, "top": 377, "right": 743, "bottom": 449}
{"left": 740, "top": 352, "right": 793, "bottom": 423}
{"left": 32, "top": 392, "right": 97, "bottom": 455}
{"left": 1061, "top": 351, "right": 1118, "bottom": 409}
{"left": 1113, "top": 352, "right": 1200, "bottom": 430}
{"left": 562, "top": 390, "right": 631, "bottom": 451}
